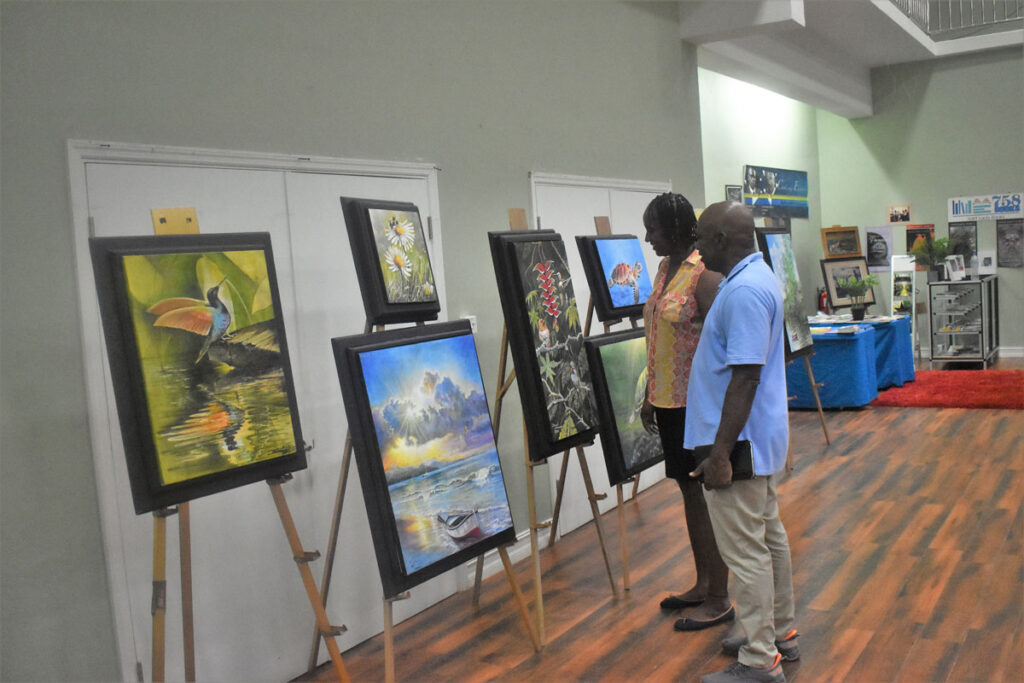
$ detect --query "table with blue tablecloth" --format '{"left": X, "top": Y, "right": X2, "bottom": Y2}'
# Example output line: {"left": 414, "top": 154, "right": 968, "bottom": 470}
{"left": 786, "top": 316, "right": 915, "bottom": 409}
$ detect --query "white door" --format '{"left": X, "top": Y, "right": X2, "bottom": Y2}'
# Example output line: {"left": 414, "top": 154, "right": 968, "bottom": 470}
{"left": 71, "top": 143, "right": 446, "bottom": 681}
{"left": 531, "top": 174, "right": 669, "bottom": 539}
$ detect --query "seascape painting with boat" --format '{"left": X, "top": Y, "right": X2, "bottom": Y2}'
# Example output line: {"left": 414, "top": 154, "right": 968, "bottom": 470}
{"left": 357, "top": 332, "right": 514, "bottom": 574}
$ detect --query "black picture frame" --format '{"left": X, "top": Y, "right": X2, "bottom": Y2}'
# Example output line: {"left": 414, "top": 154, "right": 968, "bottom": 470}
{"left": 575, "top": 234, "right": 654, "bottom": 323}
{"left": 340, "top": 196, "right": 441, "bottom": 325}
{"left": 584, "top": 329, "right": 664, "bottom": 485}
{"left": 820, "top": 256, "right": 876, "bottom": 309}
{"left": 755, "top": 227, "right": 815, "bottom": 360}
{"left": 489, "top": 230, "right": 598, "bottom": 461}
{"left": 331, "top": 320, "right": 517, "bottom": 598}
{"left": 89, "top": 232, "right": 306, "bottom": 514}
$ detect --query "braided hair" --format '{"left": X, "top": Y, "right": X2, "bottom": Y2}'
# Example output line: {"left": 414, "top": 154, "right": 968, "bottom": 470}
{"left": 642, "top": 192, "right": 698, "bottom": 251}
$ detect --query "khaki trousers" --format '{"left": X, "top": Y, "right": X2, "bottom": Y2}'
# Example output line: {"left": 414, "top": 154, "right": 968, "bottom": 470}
{"left": 704, "top": 473, "right": 795, "bottom": 668}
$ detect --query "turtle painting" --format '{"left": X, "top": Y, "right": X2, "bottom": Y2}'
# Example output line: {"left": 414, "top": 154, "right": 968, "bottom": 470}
{"left": 607, "top": 261, "right": 645, "bottom": 304}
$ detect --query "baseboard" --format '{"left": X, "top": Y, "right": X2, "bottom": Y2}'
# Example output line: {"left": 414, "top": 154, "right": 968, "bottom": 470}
{"left": 999, "top": 346, "right": 1024, "bottom": 357}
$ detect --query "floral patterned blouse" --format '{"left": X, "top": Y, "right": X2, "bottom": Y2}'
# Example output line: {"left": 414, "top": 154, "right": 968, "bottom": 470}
{"left": 643, "top": 250, "right": 705, "bottom": 408}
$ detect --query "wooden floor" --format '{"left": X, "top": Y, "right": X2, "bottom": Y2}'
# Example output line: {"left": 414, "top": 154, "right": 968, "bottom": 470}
{"left": 309, "top": 359, "right": 1023, "bottom": 682}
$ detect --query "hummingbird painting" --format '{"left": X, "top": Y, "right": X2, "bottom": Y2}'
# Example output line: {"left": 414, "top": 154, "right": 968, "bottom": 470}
{"left": 147, "top": 278, "right": 231, "bottom": 363}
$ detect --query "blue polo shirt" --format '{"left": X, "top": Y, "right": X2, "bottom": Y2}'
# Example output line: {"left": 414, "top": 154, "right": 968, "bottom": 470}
{"left": 684, "top": 252, "right": 789, "bottom": 475}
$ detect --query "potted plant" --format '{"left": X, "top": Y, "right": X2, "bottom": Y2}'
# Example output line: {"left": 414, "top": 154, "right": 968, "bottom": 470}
{"left": 836, "top": 272, "right": 879, "bottom": 321}
{"left": 909, "top": 237, "right": 952, "bottom": 281}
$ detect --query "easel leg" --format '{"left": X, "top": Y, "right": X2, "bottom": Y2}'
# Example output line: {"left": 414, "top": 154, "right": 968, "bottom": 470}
{"left": 152, "top": 512, "right": 168, "bottom": 683}
{"left": 471, "top": 556, "right": 485, "bottom": 609}
{"left": 268, "top": 479, "right": 351, "bottom": 683}
{"left": 383, "top": 599, "right": 395, "bottom": 683}
{"left": 547, "top": 450, "right": 570, "bottom": 547}
{"left": 575, "top": 447, "right": 619, "bottom": 598}
{"left": 523, "top": 423, "right": 546, "bottom": 646}
{"left": 178, "top": 503, "right": 195, "bottom": 682}
{"left": 631, "top": 475, "right": 640, "bottom": 501}
{"left": 803, "top": 356, "right": 831, "bottom": 445}
{"left": 498, "top": 546, "right": 541, "bottom": 652}
{"left": 616, "top": 483, "right": 631, "bottom": 592}
{"left": 307, "top": 431, "right": 353, "bottom": 672}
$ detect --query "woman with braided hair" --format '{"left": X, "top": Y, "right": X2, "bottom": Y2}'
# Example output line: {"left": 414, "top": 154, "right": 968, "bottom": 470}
{"left": 640, "top": 192, "right": 734, "bottom": 631}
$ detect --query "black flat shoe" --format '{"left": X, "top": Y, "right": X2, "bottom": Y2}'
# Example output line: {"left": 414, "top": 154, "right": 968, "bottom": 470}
{"left": 673, "top": 605, "right": 735, "bottom": 631}
{"left": 660, "top": 594, "right": 705, "bottom": 610}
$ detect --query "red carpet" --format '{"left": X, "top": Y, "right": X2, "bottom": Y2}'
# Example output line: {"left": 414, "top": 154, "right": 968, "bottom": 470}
{"left": 872, "top": 369, "right": 1024, "bottom": 409}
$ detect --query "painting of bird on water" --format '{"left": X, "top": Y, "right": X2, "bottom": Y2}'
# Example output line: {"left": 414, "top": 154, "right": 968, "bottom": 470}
{"left": 513, "top": 238, "right": 597, "bottom": 443}
{"left": 121, "top": 247, "right": 297, "bottom": 486}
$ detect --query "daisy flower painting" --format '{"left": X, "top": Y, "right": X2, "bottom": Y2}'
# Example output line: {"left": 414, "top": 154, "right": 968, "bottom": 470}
{"left": 368, "top": 208, "right": 438, "bottom": 304}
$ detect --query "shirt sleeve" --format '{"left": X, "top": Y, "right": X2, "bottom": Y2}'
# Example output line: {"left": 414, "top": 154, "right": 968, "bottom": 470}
{"left": 719, "top": 284, "right": 774, "bottom": 366}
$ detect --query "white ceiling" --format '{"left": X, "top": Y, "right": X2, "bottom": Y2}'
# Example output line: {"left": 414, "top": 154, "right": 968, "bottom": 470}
{"left": 679, "top": 0, "right": 1024, "bottom": 118}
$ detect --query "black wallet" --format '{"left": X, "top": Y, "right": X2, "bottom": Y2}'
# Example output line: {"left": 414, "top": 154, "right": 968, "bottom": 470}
{"left": 692, "top": 440, "right": 755, "bottom": 482}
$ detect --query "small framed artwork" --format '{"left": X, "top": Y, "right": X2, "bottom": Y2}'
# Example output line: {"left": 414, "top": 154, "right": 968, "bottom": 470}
{"left": 996, "top": 218, "right": 1023, "bottom": 267}
{"left": 978, "top": 249, "right": 997, "bottom": 275}
{"left": 891, "top": 271, "right": 914, "bottom": 315}
{"left": 89, "top": 232, "right": 306, "bottom": 514}
{"left": 820, "top": 256, "right": 876, "bottom": 309}
{"left": 820, "top": 226, "right": 862, "bottom": 259}
{"left": 489, "top": 230, "right": 598, "bottom": 461}
{"left": 340, "top": 197, "right": 441, "bottom": 325}
{"left": 756, "top": 226, "right": 814, "bottom": 359}
{"left": 584, "top": 329, "right": 663, "bottom": 485}
{"left": 332, "top": 320, "right": 516, "bottom": 598}
{"left": 887, "top": 205, "right": 911, "bottom": 223}
{"left": 865, "top": 226, "right": 892, "bottom": 272}
{"left": 576, "top": 234, "right": 654, "bottom": 323}
{"left": 725, "top": 185, "right": 742, "bottom": 202}
{"left": 945, "top": 254, "right": 966, "bottom": 281}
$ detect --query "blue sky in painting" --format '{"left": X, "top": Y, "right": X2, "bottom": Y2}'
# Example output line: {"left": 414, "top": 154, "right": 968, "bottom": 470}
{"left": 360, "top": 334, "right": 480, "bottom": 407}
{"left": 595, "top": 238, "right": 653, "bottom": 307}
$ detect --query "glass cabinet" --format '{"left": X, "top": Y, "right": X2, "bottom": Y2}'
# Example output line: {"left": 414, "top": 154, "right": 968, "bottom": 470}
{"left": 927, "top": 275, "right": 999, "bottom": 368}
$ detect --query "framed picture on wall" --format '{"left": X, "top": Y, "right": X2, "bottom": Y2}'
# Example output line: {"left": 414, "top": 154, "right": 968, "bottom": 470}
{"left": 887, "top": 205, "right": 911, "bottom": 223}
{"left": 332, "top": 320, "right": 516, "bottom": 598}
{"left": 576, "top": 234, "right": 654, "bottom": 323}
{"left": 865, "top": 226, "right": 892, "bottom": 272}
{"left": 340, "top": 196, "right": 441, "bottom": 325}
{"left": 756, "top": 226, "right": 814, "bottom": 359}
{"left": 905, "top": 224, "right": 935, "bottom": 271}
{"left": 996, "top": 218, "right": 1023, "bottom": 267}
{"left": 820, "top": 256, "right": 876, "bottom": 309}
{"left": 725, "top": 185, "right": 742, "bottom": 202}
{"left": 584, "top": 329, "right": 663, "bottom": 485}
{"left": 742, "top": 164, "right": 809, "bottom": 218}
{"left": 89, "top": 232, "right": 306, "bottom": 514}
{"left": 820, "top": 226, "right": 862, "bottom": 260}
{"left": 489, "top": 230, "right": 598, "bottom": 460}
{"left": 948, "top": 221, "right": 977, "bottom": 257}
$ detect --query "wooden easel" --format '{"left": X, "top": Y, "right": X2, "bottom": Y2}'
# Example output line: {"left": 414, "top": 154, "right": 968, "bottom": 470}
{"left": 267, "top": 475, "right": 351, "bottom": 682}
{"left": 803, "top": 356, "right": 831, "bottom": 445}
{"left": 308, "top": 315, "right": 539, "bottom": 677}
{"left": 470, "top": 209, "right": 619, "bottom": 645}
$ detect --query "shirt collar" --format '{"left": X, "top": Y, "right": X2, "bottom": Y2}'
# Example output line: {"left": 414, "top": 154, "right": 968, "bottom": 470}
{"left": 722, "top": 252, "right": 764, "bottom": 285}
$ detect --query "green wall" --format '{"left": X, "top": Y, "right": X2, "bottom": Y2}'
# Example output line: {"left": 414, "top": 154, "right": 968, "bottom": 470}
{"left": 0, "top": 2, "right": 702, "bottom": 680}
{"left": 698, "top": 68, "right": 824, "bottom": 317}
{"left": 818, "top": 47, "right": 1024, "bottom": 351}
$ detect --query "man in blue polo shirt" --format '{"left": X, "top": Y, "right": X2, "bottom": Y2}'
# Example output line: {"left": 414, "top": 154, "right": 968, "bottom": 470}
{"left": 687, "top": 201, "right": 797, "bottom": 683}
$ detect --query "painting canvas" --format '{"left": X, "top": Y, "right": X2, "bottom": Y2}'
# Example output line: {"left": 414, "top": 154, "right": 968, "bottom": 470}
{"left": 821, "top": 226, "right": 862, "bottom": 260}
{"left": 865, "top": 226, "right": 892, "bottom": 272}
{"left": 584, "top": 330, "right": 663, "bottom": 485}
{"left": 341, "top": 197, "right": 440, "bottom": 325}
{"left": 489, "top": 231, "right": 598, "bottom": 460}
{"left": 756, "top": 228, "right": 814, "bottom": 358}
{"left": 89, "top": 232, "right": 305, "bottom": 514}
{"left": 821, "top": 257, "right": 876, "bottom": 309}
{"left": 742, "top": 164, "right": 809, "bottom": 218}
{"left": 333, "top": 321, "right": 516, "bottom": 597}
{"left": 576, "top": 234, "right": 653, "bottom": 322}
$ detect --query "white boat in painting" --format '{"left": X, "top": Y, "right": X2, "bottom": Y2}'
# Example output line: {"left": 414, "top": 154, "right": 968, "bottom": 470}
{"left": 436, "top": 509, "right": 482, "bottom": 541}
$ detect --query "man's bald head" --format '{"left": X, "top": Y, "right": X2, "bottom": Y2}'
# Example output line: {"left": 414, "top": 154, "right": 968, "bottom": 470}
{"left": 695, "top": 201, "right": 756, "bottom": 274}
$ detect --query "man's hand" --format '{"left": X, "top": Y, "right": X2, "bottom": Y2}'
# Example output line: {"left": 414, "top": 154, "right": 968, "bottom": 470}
{"left": 690, "top": 446, "right": 733, "bottom": 489}
{"left": 640, "top": 398, "right": 658, "bottom": 434}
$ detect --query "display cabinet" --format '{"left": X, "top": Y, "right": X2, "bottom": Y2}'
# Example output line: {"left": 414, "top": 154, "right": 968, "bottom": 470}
{"left": 927, "top": 275, "right": 999, "bottom": 368}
